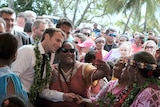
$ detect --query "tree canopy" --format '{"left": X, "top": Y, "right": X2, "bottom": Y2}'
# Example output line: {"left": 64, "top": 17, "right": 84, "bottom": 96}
{"left": 0, "top": 0, "right": 160, "bottom": 34}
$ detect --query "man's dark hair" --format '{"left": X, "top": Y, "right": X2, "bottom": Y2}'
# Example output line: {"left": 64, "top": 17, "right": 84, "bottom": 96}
{"left": 56, "top": 17, "right": 73, "bottom": 28}
{"left": 0, "top": 7, "right": 15, "bottom": 16}
{"left": 105, "top": 28, "right": 116, "bottom": 35}
{"left": 41, "top": 27, "right": 66, "bottom": 42}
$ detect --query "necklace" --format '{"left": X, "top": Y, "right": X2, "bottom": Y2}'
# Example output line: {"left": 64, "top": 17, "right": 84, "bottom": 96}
{"left": 58, "top": 64, "right": 74, "bottom": 92}
{"left": 29, "top": 43, "right": 52, "bottom": 105}
{"left": 96, "top": 78, "right": 160, "bottom": 107}
{"left": 113, "top": 85, "right": 133, "bottom": 107}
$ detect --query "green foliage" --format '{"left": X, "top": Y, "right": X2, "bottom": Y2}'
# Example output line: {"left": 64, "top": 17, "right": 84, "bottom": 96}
{"left": 0, "top": 0, "right": 160, "bottom": 33}
{"left": 0, "top": 0, "right": 53, "bottom": 16}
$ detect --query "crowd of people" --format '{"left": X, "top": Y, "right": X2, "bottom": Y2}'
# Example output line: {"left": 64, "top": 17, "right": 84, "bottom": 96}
{"left": 0, "top": 6, "right": 160, "bottom": 107}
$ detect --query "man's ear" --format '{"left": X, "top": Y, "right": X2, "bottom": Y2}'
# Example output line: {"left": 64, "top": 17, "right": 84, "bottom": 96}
{"left": 45, "top": 33, "right": 50, "bottom": 40}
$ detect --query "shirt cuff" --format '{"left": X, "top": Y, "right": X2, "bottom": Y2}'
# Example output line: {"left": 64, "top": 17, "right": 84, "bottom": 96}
{"left": 39, "top": 89, "right": 64, "bottom": 102}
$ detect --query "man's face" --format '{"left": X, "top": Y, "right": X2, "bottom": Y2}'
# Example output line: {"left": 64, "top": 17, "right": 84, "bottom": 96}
{"left": 105, "top": 31, "right": 116, "bottom": 43}
{"left": 16, "top": 17, "right": 25, "bottom": 27}
{"left": 46, "top": 32, "right": 65, "bottom": 53}
{"left": 59, "top": 24, "right": 72, "bottom": 39}
{"left": 1, "top": 13, "right": 16, "bottom": 32}
{"left": 82, "top": 29, "right": 91, "bottom": 37}
{"left": 33, "top": 23, "right": 48, "bottom": 39}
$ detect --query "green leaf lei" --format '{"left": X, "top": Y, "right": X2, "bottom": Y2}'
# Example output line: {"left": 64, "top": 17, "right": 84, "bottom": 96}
{"left": 96, "top": 78, "right": 160, "bottom": 107}
{"left": 122, "top": 78, "right": 160, "bottom": 107}
{"left": 29, "top": 42, "right": 52, "bottom": 105}
{"left": 96, "top": 92, "right": 116, "bottom": 107}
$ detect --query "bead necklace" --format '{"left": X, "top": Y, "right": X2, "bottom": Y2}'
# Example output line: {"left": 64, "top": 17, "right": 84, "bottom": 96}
{"left": 58, "top": 64, "right": 74, "bottom": 92}
{"left": 113, "top": 85, "right": 133, "bottom": 107}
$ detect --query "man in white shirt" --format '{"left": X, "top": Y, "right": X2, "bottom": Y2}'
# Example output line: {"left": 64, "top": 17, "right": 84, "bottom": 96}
{"left": 11, "top": 27, "right": 78, "bottom": 106}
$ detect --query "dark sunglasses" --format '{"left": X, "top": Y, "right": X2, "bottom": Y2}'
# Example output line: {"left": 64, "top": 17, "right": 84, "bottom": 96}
{"left": 61, "top": 48, "right": 75, "bottom": 53}
{"left": 83, "top": 33, "right": 91, "bottom": 37}
{"left": 109, "top": 34, "right": 116, "bottom": 37}
{"left": 145, "top": 46, "right": 154, "bottom": 49}
{"left": 73, "top": 41, "right": 78, "bottom": 44}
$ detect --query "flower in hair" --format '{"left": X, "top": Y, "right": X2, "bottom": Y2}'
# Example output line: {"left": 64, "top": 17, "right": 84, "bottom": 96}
{"left": 128, "top": 59, "right": 157, "bottom": 70}
{"left": 147, "top": 70, "right": 154, "bottom": 77}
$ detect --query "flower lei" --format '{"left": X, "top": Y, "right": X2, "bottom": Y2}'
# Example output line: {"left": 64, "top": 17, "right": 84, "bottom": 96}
{"left": 29, "top": 42, "right": 52, "bottom": 105}
{"left": 96, "top": 78, "right": 160, "bottom": 107}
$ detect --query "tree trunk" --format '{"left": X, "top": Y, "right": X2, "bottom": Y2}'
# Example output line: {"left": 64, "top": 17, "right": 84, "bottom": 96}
{"left": 8, "top": 0, "right": 14, "bottom": 9}
{"left": 123, "top": 7, "right": 135, "bottom": 34}
{"left": 72, "top": 0, "right": 79, "bottom": 25}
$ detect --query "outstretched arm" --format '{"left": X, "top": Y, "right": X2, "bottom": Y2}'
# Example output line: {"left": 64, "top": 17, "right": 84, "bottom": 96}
{"left": 92, "top": 59, "right": 111, "bottom": 81}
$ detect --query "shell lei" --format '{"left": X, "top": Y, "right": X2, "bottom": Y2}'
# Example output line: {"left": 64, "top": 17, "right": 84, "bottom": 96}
{"left": 29, "top": 43, "right": 52, "bottom": 105}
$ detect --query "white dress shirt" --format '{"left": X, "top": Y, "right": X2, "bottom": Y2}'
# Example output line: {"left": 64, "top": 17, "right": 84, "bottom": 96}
{"left": 11, "top": 43, "right": 64, "bottom": 102}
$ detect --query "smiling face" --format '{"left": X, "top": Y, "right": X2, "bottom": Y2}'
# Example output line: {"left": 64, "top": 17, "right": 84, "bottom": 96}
{"left": 43, "top": 31, "right": 65, "bottom": 53}
{"left": 144, "top": 42, "right": 157, "bottom": 55}
{"left": 1, "top": 13, "right": 16, "bottom": 32}
{"left": 58, "top": 42, "right": 76, "bottom": 65}
{"left": 59, "top": 24, "right": 72, "bottom": 39}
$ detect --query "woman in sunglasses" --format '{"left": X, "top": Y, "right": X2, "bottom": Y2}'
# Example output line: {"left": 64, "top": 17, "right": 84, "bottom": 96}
{"left": 38, "top": 41, "right": 111, "bottom": 107}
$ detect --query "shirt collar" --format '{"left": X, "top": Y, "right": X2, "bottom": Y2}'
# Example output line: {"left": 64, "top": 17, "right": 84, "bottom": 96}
{"left": 38, "top": 43, "right": 45, "bottom": 54}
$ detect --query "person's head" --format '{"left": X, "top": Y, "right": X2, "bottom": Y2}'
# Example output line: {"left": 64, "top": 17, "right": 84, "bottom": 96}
{"left": 119, "top": 42, "right": 132, "bottom": 58}
{"left": 56, "top": 17, "right": 73, "bottom": 39}
{"left": 84, "top": 50, "right": 96, "bottom": 64}
{"left": 118, "top": 35, "right": 129, "bottom": 46}
{"left": 24, "top": 10, "right": 37, "bottom": 22}
{"left": 112, "top": 57, "right": 128, "bottom": 79}
{"left": 0, "top": 33, "right": 18, "bottom": 65}
{"left": 93, "top": 23, "right": 98, "bottom": 29}
{"left": 0, "top": 17, "right": 6, "bottom": 33}
{"left": 31, "top": 19, "right": 48, "bottom": 40}
{"left": 57, "top": 41, "right": 76, "bottom": 65}
{"left": 77, "top": 39, "right": 95, "bottom": 53}
{"left": 1, "top": 96, "right": 25, "bottom": 107}
{"left": 73, "top": 33, "right": 86, "bottom": 44}
{"left": 73, "top": 33, "right": 87, "bottom": 53}
{"left": 0, "top": 7, "right": 16, "bottom": 32}
{"left": 80, "top": 27, "right": 92, "bottom": 37}
{"left": 147, "top": 35, "right": 158, "bottom": 45}
{"left": 143, "top": 40, "right": 157, "bottom": 56}
{"left": 122, "top": 51, "right": 159, "bottom": 84}
{"left": 16, "top": 12, "right": 27, "bottom": 28}
{"left": 41, "top": 28, "right": 66, "bottom": 53}
{"left": 104, "top": 28, "right": 117, "bottom": 44}
{"left": 95, "top": 36, "right": 106, "bottom": 50}
{"left": 133, "top": 32, "right": 144, "bottom": 45}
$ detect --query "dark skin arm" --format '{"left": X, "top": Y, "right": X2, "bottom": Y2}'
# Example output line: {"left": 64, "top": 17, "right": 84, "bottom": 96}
{"left": 92, "top": 59, "right": 111, "bottom": 81}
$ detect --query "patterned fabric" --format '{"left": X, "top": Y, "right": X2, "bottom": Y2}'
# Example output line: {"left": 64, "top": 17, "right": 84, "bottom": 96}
{"left": 38, "top": 61, "right": 96, "bottom": 107}
{"left": 0, "top": 66, "right": 28, "bottom": 106}
{"left": 95, "top": 79, "right": 119, "bottom": 100}
{"left": 131, "top": 86, "right": 160, "bottom": 107}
